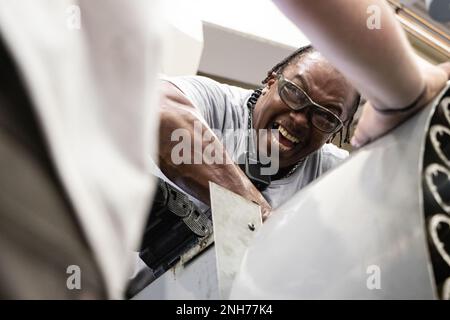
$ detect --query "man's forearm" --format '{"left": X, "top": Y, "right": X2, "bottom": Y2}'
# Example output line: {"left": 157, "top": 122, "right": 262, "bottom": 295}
{"left": 272, "top": 0, "right": 424, "bottom": 110}
{"left": 158, "top": 92, "right": 271, "bottom": 218}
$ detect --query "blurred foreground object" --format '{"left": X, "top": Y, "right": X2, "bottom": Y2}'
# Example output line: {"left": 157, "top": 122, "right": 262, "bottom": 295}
{"left": 0, "top": 0, "right": 163, "bottom": 298}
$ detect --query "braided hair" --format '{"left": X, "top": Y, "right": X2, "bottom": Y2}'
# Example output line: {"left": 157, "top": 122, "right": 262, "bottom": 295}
{"left": 263, "top": 44, "right": 361, "bottom": 147}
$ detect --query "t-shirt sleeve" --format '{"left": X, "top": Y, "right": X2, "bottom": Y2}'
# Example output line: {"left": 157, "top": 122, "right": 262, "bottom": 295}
{"left": 320, "top": 143, "right": 349, "bottom": 173}
{"left": 161, "top": 75, "right": 248, "bottom": 132}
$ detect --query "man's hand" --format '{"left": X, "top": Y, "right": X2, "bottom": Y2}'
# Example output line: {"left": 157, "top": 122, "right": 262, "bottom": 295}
{"left": 260, "top": 201, "right": 272, "bottom": 222}
{"left": 159, "top": 80, "right": 271, "bottom": 221}
{"left": 351, "top": 62, "right": 450, "bottom": 148}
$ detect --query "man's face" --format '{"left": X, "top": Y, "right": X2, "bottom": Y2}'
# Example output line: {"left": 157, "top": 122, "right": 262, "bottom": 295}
{"left": 253, "top": 51, "right": 356, "bottom": 169}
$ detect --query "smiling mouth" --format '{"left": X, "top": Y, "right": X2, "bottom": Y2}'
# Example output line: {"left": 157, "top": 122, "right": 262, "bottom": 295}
{"left": 271, "top": 122, "right": 301, "bottom": 151}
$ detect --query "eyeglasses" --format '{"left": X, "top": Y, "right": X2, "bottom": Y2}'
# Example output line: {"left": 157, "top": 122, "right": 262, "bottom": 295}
{"left": 277, "top": 74, "right": 344, "bottom": 133}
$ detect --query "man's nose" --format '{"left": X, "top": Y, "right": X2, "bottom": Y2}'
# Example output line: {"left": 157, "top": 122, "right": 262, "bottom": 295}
{"left": 289, "top": 108, "right": 310, "bottom": 128}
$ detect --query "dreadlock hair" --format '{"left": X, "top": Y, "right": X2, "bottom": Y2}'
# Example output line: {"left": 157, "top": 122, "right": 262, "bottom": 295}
{"left": 262, "top": 44, "right": 314, "bottom": 85}
{"left": 263, "top": 44, "right": 361, "bottom": 147}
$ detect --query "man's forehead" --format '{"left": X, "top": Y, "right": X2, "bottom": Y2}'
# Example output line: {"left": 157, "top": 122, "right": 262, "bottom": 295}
{"left": 290, "top": 73, "right": 309, "bottom": 90}
{"left": 286, "top": 53, "right": 340, "bottom": 81}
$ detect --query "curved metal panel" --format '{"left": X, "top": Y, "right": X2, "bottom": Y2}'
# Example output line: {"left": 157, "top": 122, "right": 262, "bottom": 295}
{"left": 231, "top": 84, "right": 450, "bottom": 299}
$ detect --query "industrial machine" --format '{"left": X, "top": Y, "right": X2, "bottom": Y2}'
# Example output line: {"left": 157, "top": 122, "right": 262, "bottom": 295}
{"left": 133, "top": 84, "right": 450, "bottom": 300}
{"left": 231, "top": 83, "right": 450, "bottom": 300}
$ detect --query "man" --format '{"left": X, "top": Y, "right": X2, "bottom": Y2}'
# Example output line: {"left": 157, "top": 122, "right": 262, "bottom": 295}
{"left": 158, "top": 45, "right": 360, "bottom": 218}
{"left": 271, "top": 0, "right": 449, "bottom": 147}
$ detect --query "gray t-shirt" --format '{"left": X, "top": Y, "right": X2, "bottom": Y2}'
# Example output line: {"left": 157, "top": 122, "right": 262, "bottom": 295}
{"left": 164, "top": 75, "right": 349, "bottom": 209}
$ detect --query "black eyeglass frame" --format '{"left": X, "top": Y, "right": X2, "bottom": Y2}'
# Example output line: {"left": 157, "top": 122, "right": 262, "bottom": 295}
{"left": 277, "top": 74, "right": 344, "bottom": 134}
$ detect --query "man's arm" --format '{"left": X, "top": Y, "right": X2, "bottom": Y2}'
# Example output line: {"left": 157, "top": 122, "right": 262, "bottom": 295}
{"left": 158, "top": 81, "right": 271, "bottom": 220}
{"left": 273, "top": 0, "right": 423, "bottom": 109}
{"left": 272, "top": 0, "right": 448, "bottom": 146}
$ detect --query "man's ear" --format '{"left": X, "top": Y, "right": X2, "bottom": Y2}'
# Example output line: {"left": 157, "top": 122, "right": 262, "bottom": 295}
{"left": 262, "top": 72, "right": 277, "bottom": 95}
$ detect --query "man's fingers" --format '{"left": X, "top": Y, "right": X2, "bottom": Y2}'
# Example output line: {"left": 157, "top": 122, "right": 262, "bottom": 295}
{"left": 261, "top": 205, "right": 272, "bottom": 222}
{"left": 350, "top": 135, "right": 362, "bottom": 148}
{"left": 437, "top": 62, "right": 450, "bottom": 80}
{"left": 350, "top": 101, "right": 373, "bottom": 148}
{"left": 350, "top": 124, "right": 371, "bottom": 148}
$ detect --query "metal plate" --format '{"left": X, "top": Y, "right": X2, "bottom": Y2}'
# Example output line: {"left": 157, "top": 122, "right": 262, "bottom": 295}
{"left": 209, "top": 182, "right": 262, "bottom": 299}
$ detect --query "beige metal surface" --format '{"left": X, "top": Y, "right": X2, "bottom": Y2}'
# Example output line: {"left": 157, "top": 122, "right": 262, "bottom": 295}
{"left": 210, "top": 182, "right": 262, "bottom": 299}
